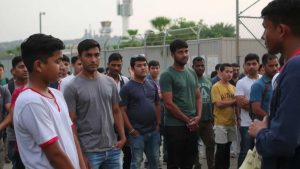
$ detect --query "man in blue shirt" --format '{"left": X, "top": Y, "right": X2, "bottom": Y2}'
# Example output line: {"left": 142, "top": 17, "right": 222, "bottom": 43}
{"left": 120, "top": 55, "right": 161, "bottom": 169}
{"left": 250, "top": 53, "right": 278, "bottom": 119}
{"left": 249, "top": 0, "right": 300, "bottom": 168}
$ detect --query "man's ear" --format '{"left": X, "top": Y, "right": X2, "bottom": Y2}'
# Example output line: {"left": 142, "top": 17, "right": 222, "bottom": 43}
{"left": 278, "top": 24, "right": 290, "bottom": 38}
{"left": 33, "top": 60, "right": 43, "bottom": 73}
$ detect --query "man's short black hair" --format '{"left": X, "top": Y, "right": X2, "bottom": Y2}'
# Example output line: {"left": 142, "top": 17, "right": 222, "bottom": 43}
{"left": 220, "top": 63, "right": 232, "bottom": 72}
{"left": 62, "top": 55, "right": 70, "bottom": 63}
{"left": 170, "top": 39, "right": 188, "bottom": 54}
{"left": 71, "top": 56, "right": 79, "bottom": 64}
{"left": 262, "top": 53, "right": 277, "bottom": 65}
{"left": 215, "top": 63, "right": 221, "bottom": 71}
{"left": 12, "top": 56, "right": 23, "bottom": 69}
{"left": 130, "top": 54, "right": 147, "bottom": 68}
{"left": 231, "top": 63, "right": 240, "bottom": 68}
{"left": 97, "top": 67, "right": 105, "bottom": 73}
{"left": 192, "top": 56, "right": 205, "bottom": 65}
{"left": 77, "top": 39, "right": 101, "bottom": 56}
{"left": 244, "top": 53, "right": 259, "bottom": 63}
{"left": 108, "top": 53, "right": 123, "bottom": 63}
{"left": 0, "top": 64, "right": 4, "bottom": 69}
{"left": 262, "top": 0, "right": 300, "bottom": 37}
{"left": 21, "top": 34, "right": 65, "bottom": 73}
{"left": 148, "top": 60, "right": 160, "bottom": 68}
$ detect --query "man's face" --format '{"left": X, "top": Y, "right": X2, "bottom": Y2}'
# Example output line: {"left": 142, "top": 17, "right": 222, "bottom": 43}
{"left": 59, "top": 61, "right": 69, "bottom": 78}
{"left": 108, "top": 60, "right": 122, "bottom": 77}
{"left": 149, "top": 65, "right": 160, "bottom": 79}
{"left": 263, "top": 58, "right": 279, "bottom": 78}
{"left": 132, "top": 61, "right": 148, "bottom": 79}
{"left": 73, "top": 59, "right": 82, "bottom": 75}
{"left": 173, "top": 48, "right": 189, "bottom": 66}
{"left": 244, "top": 59, "right": 259, "bottom": 76}
{"left": 232, "top": 66, "right": 240, "bottom": 79}
{"left": 262, "top": 18, "right": 282, "bottom": 55}
{"left": 0, "top": 67, "right": 4, "bottom": 78}
{"left": 192, "top": 60, "right": 205, "bottom": 77}
{"left": 12, "top": 61, "right": 28, "bottom": 81}
{"left": 79, "top": 47, "right": 100, "bottom": 73}
{"left": 220, "top": 66, "right": 233, "bottom": 82}
{"left": 41, "top": 50, "right": 62, "bottom": 83}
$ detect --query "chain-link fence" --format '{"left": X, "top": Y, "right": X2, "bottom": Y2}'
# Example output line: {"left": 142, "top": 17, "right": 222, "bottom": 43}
{"left": 237, "top": 0, "right": 269, "bottom": 63}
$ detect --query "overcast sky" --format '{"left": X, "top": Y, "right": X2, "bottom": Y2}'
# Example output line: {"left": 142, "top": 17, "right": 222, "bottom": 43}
{"left": 0, "top": 0, "right": 270, "bottom": 42}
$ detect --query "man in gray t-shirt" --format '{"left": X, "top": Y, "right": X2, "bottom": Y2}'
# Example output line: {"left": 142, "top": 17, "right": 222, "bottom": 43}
{"left": 64, "top": 39, "right": 126, "bottom": 169}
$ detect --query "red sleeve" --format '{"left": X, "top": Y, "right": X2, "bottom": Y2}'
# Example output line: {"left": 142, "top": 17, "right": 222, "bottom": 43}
{"left": 10, "top": 85, "right": 26, "bottom": 108}
{"left": 39, "top": 136, "right": 59, "bottom": 149}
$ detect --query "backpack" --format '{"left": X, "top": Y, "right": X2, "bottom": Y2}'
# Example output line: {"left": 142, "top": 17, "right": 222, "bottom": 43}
{"left": 7, "top": 79, "right": 15, "bottom": 95}
{"left": 120, "top": 76, "right": 125, "bottom": 88}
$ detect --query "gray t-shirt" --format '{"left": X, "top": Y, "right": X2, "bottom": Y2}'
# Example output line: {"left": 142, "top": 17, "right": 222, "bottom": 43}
{"left": 119, "top": 79, "right": 159, "bottom": 134}
{"left": 2, "top": 84, "right": 14, "bottom": 141}
{"left": 64, "top": 73, "right": 120, "bottom": 152}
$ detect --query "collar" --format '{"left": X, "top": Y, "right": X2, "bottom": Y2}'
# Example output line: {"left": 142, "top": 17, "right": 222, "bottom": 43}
{"left": 261, "top": 74, "right": 271, "bottom": 84}
{"left": 280, "top": 48, "right": 300, "bottom": 72}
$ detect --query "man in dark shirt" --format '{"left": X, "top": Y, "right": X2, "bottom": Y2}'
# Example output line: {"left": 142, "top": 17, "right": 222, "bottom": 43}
{"left": 249, "top": 0, "right": 300, "bottom": 168}
{"left": 120, "top": 55, "right": 161, "bottom": 169}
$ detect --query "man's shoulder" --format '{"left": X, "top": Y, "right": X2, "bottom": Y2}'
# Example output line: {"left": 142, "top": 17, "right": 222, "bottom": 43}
{"left": 121, "top": 80, "right": 135, "bottom": 89}
{"left": 61, "top": 75, "right": 74, "bottom": 83}
{"left": 160, "top": 67, "right": 173, "bottom": 75}
{"left": 121, "top": 75, "right": 129, "bottom": 82}
{"left": 0, "top": 85, "right": 7, "bottom": 94}
{"left": 99, "top": 74, "right": 116, "bottom": 84}
{"left": 15, "top": 89, "right": 40, "bottom": 107}
{"left": 252, "top": 77, "right": 265, "bottom": 87}
{"left": 286, "top": 55, "right": 300, "bottom": 70}
{"left": 237, "top": 76, "right": 248, "bottom": 83}
{"left": 201, "top": 76, "right": 212, "bottom": 83}
{"left": 145, "top": 78, "right": 157, "bottom": 88}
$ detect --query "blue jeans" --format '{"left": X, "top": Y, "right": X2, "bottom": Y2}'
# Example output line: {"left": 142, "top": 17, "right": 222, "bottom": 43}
{"left": 238, "top": 126, "right": 254, "bottom": 168}
{"left": 85, "top": 148, "right": 122, "bottom": 169}
{"left": 128, "top": 130, "right": 160, "bottom": 169}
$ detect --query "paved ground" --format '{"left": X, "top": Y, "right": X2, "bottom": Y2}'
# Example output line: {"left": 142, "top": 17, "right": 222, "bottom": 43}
{"left": 3, "top": 154, "right": 238, "bottom": 169}
{"left": 156, "top": 155, "right": 238, "bottom": 169}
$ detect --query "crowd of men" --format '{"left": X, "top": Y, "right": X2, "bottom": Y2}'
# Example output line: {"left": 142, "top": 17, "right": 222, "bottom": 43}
{"left": 0, "top": 0, "right": 299, "bottom": 169}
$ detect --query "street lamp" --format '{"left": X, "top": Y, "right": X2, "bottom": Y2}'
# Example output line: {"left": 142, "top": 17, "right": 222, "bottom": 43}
{"left": 39, "top": 12, "right": 46, "bottom": 33}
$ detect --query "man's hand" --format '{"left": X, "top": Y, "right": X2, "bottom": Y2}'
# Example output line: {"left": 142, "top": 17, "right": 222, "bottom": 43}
{"left": 239, "top": 96, "right": 249, "bottom": 106}
{"left": 187, "top": 116, "right": 200, "bottom": 131}
{"left": 114, "top": 137, "right": 126, "bottom": 149}
{"left": 248, "top": 116, "right": 268, "bottom": 137}
{"left": 129, "top": 129, "right": 140, "bottom": 137}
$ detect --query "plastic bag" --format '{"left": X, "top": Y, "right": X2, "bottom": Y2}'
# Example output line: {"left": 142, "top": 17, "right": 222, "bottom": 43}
{"left": 239, "top": 147, "right": 262, "bottom": 169}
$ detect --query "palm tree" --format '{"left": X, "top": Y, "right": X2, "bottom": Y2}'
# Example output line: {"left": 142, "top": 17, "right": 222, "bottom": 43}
{"left": 150, "top": 16, "right": 171, "bottom": 32}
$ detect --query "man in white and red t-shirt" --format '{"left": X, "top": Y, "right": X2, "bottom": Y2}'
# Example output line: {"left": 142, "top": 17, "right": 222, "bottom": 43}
{"left": 13, "top": 34, "right": 86, "bottom": 169}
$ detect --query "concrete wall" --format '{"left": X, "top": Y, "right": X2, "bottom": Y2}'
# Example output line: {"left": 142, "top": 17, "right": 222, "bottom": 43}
{"left": 0, "top": 38, "right": 267, "bottom": 78}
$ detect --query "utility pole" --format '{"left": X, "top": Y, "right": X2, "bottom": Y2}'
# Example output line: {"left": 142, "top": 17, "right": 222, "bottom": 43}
{"left": 236, "top": 0, "right": 240, "bottom": 64}
{"left": 39, "top": 12, "right": 46, "bottom": 33}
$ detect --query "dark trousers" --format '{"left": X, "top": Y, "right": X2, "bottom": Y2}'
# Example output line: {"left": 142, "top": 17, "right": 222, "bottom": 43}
{"left": 215, "top": 142, "right": 231, "bottom": 169}
{"left": 122, "top": 145, "right": 131, "bottom": 169}
{"left": 195, "top": 121, "right": 215, "bottom": 169}
{"left": 165, "top": 126, "right": 198, "bottom": 169}
{"left": 8, "top": 141, "right": 25, "bottom": 169}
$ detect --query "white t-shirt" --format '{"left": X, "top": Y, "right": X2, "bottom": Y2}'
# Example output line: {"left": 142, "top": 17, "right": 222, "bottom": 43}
{"left": 115, "top": 75, "right": 129, "bottom": 92}
{"left": 272, "top": 72, "right": 280, "bottom": 90}
{"left": 14, "top": 88, "right": 80, "bottom": 169}
{"left": 60, "top": 74, "right": 75, "bottom": 93}
{"left": 235, "top": 75, "right": 261, "bottom": 127}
